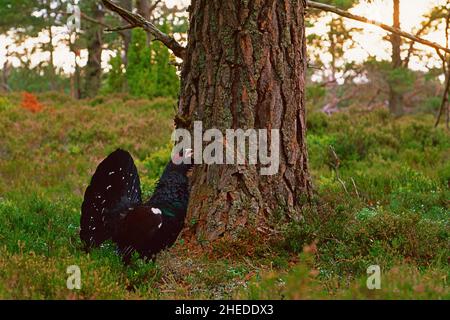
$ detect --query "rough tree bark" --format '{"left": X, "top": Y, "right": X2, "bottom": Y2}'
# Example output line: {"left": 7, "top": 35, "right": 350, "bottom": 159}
{"left": 178, "top": 0, "right": 312, "bottom": 241}
{"left": 389, "top": 0, "right": 403, "bottom": 116}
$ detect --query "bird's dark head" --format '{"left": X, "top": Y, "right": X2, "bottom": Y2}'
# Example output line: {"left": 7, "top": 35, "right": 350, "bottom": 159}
{"left": 168, "top": 148, "right": 194, "bottom": 175}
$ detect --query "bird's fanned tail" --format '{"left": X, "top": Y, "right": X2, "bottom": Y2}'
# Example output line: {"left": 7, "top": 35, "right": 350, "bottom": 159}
{"left": 80, "top": 149, "right": 142, "bottom": 248}
{"left": 80, "top": 148, "right": 193, "bottom": 262}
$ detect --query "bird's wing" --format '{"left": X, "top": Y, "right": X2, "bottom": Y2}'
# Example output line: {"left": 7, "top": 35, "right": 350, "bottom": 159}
{"left": 80, "top": 149, "right": 142, "bottom": 248}
{"left": 114, "top": 206, "right": 164, "bottom": 261}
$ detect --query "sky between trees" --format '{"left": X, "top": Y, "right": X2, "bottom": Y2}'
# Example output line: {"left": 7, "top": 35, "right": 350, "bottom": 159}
{"left": 0, "top": 0, "right": 447, "bottom": 76}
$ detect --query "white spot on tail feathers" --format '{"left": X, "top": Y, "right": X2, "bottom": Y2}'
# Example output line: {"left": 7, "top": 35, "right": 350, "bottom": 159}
{"left": 108, "top": 171, "right": 115, "bottom": 175}
{"left": 151, "top": 208, "right": 162, "bottom": 215}
{"left": 101, "top": 199, "right": 106, "bottom": 204}
{"left": 106, "top": 185, "right": 112, "bottom": 190}
{"left": 158, "top": 222, "right": 163, "bottom": 228}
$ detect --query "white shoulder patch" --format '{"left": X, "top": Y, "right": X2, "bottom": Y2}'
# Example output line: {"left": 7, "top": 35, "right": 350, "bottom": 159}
{"left": 151, "top": 207, "right": 162, "bottom": 215}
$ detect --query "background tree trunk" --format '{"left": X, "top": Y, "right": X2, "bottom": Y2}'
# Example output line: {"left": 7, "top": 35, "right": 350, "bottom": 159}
{"left": 0, "top": 59, "right": 10, "bottom": 92}
{"left": 178, "top": 0, "right": 312, "bottom": 242}
{"left": 82, "top": 2, "right": 105, "bottom": 98}
{"left": 389, "top": 0, "right": 403, "bottom": 115}
{"left": 48, "top": 25, "right": 57, "bottom": 91}
{"left": 137, "top": 0, "right": 153, "bottom": 44}
{"left": 69, "top": 46, "right": 81, "bottom": 99}
{"left": 120, "top": 0, "right": 133, "bottom": 66}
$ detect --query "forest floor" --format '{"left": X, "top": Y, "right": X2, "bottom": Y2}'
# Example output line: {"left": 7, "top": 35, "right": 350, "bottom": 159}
{"left": 0, "top": 92, "right": 448, "bottom": 299}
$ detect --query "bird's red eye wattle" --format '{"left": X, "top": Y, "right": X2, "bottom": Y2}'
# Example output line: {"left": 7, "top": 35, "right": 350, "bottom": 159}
{"left": 172, "top": 153, "right": 182, "bottom": 164}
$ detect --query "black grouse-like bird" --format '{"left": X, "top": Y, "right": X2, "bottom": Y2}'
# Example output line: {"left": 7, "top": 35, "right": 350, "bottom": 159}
{"left": 80, "top": 148, "right": 193, "bottom": 262}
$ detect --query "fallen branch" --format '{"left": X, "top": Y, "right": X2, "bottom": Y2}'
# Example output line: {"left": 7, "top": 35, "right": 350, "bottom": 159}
{"left": 101, "top": 0, "right": 186, "bottom": 59}
{"left": 307, "top": 1, "right": 450, "bottom": 55}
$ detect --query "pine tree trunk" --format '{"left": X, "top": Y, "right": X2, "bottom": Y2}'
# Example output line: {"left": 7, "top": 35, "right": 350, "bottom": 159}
{"left": 120, "top": 0, "right": 133, "bottom": 66}
{"left": 82, "top": 3, "right": 105, "bottom": 98}
{"left": 389, "top": 0, "right": 403, "bottom": 116}
{"left": 48, "top": 25, "right": 57, "bottom": 91}
{"left": 0, "top": 60, "right": 10, "bottom": 92}
{"left": 137, "top": 0, "right": 153, "bottom": 44}
{"left": 178, "top": 0, "right": 312, "bottom": 242}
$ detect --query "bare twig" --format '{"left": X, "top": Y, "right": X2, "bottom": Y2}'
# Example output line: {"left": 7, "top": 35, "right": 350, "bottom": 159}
{"left": 307, "top": 62, "right": 323, "bottom": 70}
{"left": 367, "top": 88, "right": 381, "bottom": 108}
{"left": 327, "top": 145, "right": 350, "bottom": 195}
{"left": 337, "top": 178, "right": 349, "bottom": 195}
{"left": 436, "top": 48, "right": 446, "bottom": 66}
{"left": 403, "top": 19, "right": 434, "bottom": 68}
{"left": 351, "top": 178, "right": 360, "bottom": 199}
{"left": 80, "top": 11, "right": 112, "bottom": 30}
{"left": 60, "top": 9, "right": 128, "bottom": 39}
{"left": 328, "top": 146, "right": 340, "bottom": 173}
{"left": 101, "top": 0, "right": 186, "bottom": 59}
{"left": 307, "top": 1, "right": 450, "bottom": 55}
{"left": 149, "top": 0, "right": 163, "bottom": 14}
{"left": 106, "top": 24, "right": 135, "bottom": 32}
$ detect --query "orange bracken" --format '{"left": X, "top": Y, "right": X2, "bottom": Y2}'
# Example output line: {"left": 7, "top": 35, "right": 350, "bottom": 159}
{"left": 21, "top": 92, "right": 44, "bottom": 113}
